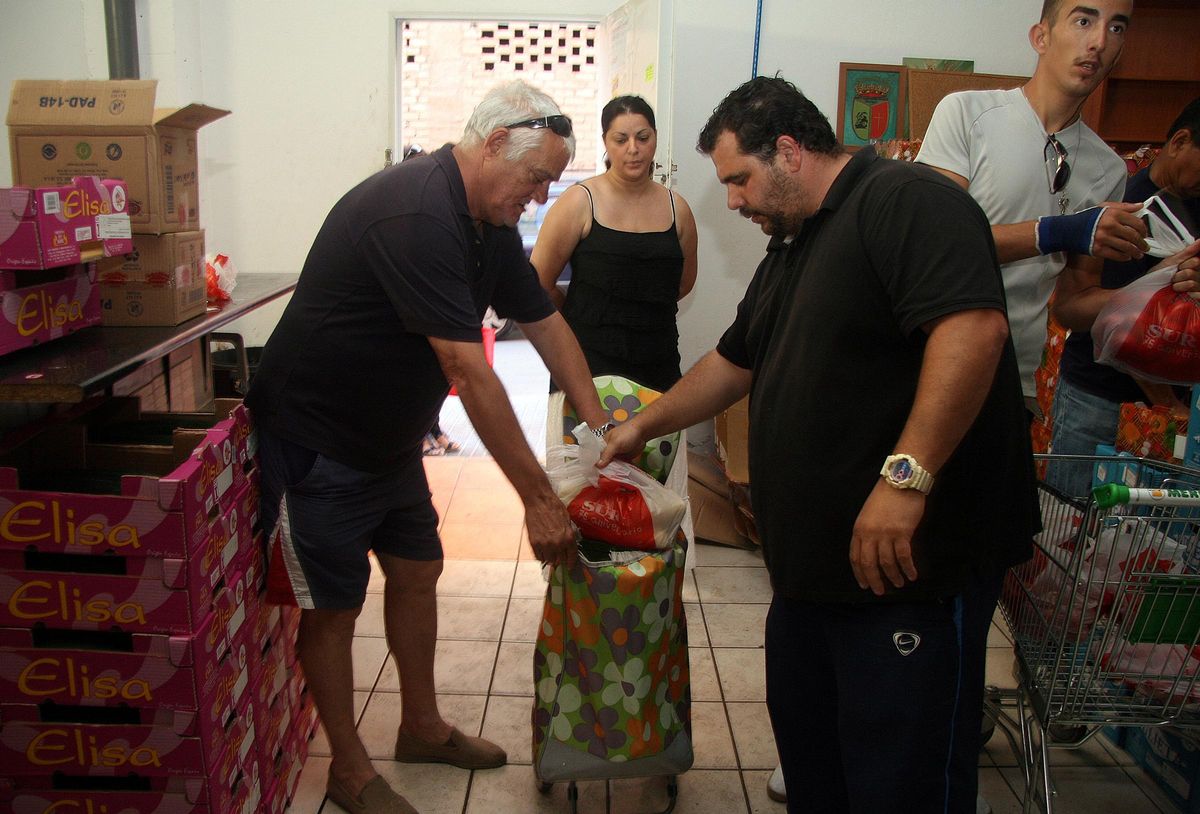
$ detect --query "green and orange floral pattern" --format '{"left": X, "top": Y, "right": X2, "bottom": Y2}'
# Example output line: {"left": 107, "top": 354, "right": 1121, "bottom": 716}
{"left": 533, "top": 542, "right": 691, "bottom": 765}
{"left": 560, "top": 375, "right": 680, "bottom": 483}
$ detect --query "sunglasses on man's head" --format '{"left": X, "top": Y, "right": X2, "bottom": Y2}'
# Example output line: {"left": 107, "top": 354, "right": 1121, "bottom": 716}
{"left": 1045, "top": 134, "right": 1072, "bottom": 195}
{"left": 506, "top": 114, "right": 573, "bottom": 138}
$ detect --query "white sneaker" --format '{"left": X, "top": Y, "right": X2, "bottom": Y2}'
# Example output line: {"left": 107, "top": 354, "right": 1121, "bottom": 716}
{"left": 977, "top": 794, "right": 992, "bottom": 814}
{"left": 767, "top": 765, "right": 786, "bottom": 803}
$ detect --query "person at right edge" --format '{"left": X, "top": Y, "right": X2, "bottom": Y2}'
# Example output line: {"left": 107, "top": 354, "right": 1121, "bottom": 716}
{"left": 1050, "top": 98, "right": 1200, "bottom": 497}
{"left": 598, "top": 76, "right": 1038, "bottom": 814}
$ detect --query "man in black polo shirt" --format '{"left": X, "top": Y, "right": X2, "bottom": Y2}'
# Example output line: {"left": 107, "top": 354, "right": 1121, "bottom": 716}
{"left": 247, "top": 81, "right": 608, "bottom": 814}
{"left": 599, "top": 77, "right": 1037, "bottom": 813}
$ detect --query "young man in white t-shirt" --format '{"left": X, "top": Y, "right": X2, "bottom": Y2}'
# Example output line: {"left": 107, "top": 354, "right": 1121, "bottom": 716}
{"left": 917, "top": 4, "right": 1144, "bottom": 812}
{"left": 918, "top": 0, "right": 1146, "bottom": 414}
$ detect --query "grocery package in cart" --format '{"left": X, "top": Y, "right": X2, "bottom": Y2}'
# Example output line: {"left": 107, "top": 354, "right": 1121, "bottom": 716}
{"left": 993, "top": 453, "right": 1200, "bottom": 813}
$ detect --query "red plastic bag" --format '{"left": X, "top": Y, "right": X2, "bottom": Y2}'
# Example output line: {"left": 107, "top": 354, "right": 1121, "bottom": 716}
{"left": 1092, "top": 266, "right": 1200, "bottom": 385}
{"left": 546, "top": 427, "right": 686, "bottom": 551}
{"left": 205, "top": 253, "right": 238, "bottom": 306}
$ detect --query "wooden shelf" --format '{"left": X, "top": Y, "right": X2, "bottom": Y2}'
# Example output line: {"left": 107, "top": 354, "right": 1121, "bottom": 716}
{"left": 1082, "top": 1, "right": 1200, "bottom": 147}
{"left": 0, "top": 273, "right": 297, "bottom": 403}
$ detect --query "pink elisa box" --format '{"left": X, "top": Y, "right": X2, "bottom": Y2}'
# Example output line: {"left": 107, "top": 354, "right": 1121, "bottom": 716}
{"left": 148, "top": 399, "right": 257, "bottom": 473}
{"left": 1, "top": 649, "right": 249, "bottom": 746}
{"left": 1, "top": 767, "right": 262, "bottom": 814}
{"left": 83, "top": 399, "right": 256, "bottom": 505}
{"left": 253, "top": 685, "right": 291, "bottom": 782}
{"left": 0, "top": 263, "right": 102, "bottom": 357}
{"left": 0, "top": 702, "right": 255, "bottom": 779}
{"left": 0, "top": 425, "right": 240, "bottom": 561}
{"left": 0, "top": 503, "right": 252, "bottom": 635}
{"left": 0, "top": 597, "right": 248, "bottom": 717}
{"left": 0, "top": 528, "right": 252, "bottom": 635}
{"left": 259, "top": 733, "right": 308, "bottom": 814}
{"left": 261, "top": 763, "right": 303, "bottom": 814}
{"left": 0, "top": 177, "right": 133, "bottom": 271}
{"left": 1, "top": 785, "right": 208, "bottom": 814}
{"left": 0, "top": 722, "right": 261, "bottom": 814}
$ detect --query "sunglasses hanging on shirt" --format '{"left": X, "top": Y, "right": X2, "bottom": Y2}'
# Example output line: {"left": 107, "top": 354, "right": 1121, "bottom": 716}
{"left": 1044, "top": 134, "right": 1072, "bottom": 214}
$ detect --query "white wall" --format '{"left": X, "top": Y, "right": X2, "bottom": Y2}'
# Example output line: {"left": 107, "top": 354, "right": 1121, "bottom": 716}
{"left": 668, "top": 0, "right": 1041, "bottom": 374}
{"left": 0, "top": 0, "right": 1042, "bottom": 349}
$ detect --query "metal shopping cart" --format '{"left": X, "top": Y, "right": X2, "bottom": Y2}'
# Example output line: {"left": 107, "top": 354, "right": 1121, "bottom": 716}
{"left": 988, "top": 453, "right": 1200, "bottom": 813}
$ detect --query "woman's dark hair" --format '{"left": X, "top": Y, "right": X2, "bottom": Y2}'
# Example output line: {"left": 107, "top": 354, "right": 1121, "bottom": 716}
{"left": 602, "top": 95, "right": 656, "bottom": 135}
{"left": 697, "top": 76, "right": 841, "bottom": 161}
{"left": 601, "top": 95, "right": 657, "bottom": 173}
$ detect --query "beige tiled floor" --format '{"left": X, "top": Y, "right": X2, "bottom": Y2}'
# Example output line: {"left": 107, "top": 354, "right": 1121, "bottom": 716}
{"left": 288, "top": 456, "right": 1177, "bottom": 813}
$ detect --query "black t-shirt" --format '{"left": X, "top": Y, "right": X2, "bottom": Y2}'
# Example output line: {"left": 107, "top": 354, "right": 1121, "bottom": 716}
{"left": 1061, "top": 168, "right": 1200, "bottom": 402}
{"left": 246, "top": 145, "right": 554, "bottom": 472}
{"left": 717, "top": 148, "right": 1037, "bottom": 602}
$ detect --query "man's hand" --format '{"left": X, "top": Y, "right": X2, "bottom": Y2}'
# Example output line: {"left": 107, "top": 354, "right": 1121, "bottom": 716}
{"left": 524, "top": 491, "right": 578, "bottom": 569}
{"left": 1090, "top": 202, "right": 1149, "bottom": 262}
{"left": 596, "top": 421, "right": 645, "bottom": 468}
{"left": 849, "top": 481, "right": 925, "bottom": 596}
{"left": 1164, "top": 240, "right": 1200, "bottom": 298}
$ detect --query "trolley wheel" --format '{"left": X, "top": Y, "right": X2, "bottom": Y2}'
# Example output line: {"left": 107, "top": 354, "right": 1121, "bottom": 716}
{"left": 567, "top": 781, "right": 579, "bottom": 814}
{"left": 536, "top": 781, "right": 553, "bottom": 794}
{"left": 662, "top": 777, "right": 680, "bottom": 814}
{"left": 1047, "top": 723, "right": 1088, "bottom": 744}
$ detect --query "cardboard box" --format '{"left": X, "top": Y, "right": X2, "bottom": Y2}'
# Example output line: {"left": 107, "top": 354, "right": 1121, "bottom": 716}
{"left": 98, "top": 230, "right": 207, "bottom": 325}
{"left": 0, "top": 552, "right": 248, "bottom": 635}
{"left": 80, "top": 396, "right": 252, "bottom": 504}
{"left": 686, "top": 452, "right": 754, "bottom": 549}
{"left": 0, "top": 177, "right": 133, "bottom": 270}
{"left": 1125, "top": 725, "right": 1200, "bottom": 812}
{"left": 0, "top": 263, "right": 100, "bottom": 356}
{"left": 167, "top": 335, "right": 215, "bottom": 410}
{"left": 8, "top": 80, "right": 229, "bottom": 234}
{"left": 1185, "top": 385, "right": 1200, "bottom": 470}
{"left": 0, "top": 589, "right": 249, "bottom": 714}
{"left": 0, "top": 650, "right": 249, "bottom": 744}
{"left": 0, "top": 417, "right": 243, "bottom": 559}
{"left": 714, "top": 397, "right": 750, "bottom": 484}
{"left": 2, "top": 738, "right": 261, "bottom": 812}
{"left": 108, "top": 337, "right": 217, "bottom": 412}
{"left": 0, "top": 786, "right": 209, "bottom": 814}
{"left": 262, "top": 756, "right": 305, "bottom": 814}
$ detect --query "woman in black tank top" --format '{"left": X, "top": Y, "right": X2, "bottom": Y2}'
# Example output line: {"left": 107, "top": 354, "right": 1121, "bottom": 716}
{"left": 531, "top": 95, "right": 699, "bottom": 393}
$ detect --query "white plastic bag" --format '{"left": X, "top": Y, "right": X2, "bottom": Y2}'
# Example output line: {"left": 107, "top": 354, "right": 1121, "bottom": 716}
{"left": 545, "top": 425, "right": 686, "bottom": 551}
{"left": 1136, "top": 195, "right": 1196, "bottom": 259}
{"left": 1091, "top": 265, "right": 1200, "bottom": 385}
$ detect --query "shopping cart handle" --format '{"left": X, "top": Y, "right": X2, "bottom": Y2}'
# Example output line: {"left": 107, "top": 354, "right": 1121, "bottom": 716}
{"left": 1093, "top": 482, "right": 1200, "bottom": 509}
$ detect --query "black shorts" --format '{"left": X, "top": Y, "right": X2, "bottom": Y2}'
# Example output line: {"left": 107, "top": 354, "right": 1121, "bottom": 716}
{"left": 258, "top": 427, "right": 441, "bottom": 609}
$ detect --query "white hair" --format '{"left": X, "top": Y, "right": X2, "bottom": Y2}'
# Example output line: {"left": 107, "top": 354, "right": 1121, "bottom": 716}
{"left": 461, "top": 80, "right": 576, "bottom": 162}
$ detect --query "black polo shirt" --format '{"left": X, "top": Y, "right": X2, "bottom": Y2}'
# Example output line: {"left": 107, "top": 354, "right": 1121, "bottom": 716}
{"left": 717, "top": 148, "right": 1037, "bottom": 602}
{"left": 246, "top": 145, "right": 554, "bottom": 472}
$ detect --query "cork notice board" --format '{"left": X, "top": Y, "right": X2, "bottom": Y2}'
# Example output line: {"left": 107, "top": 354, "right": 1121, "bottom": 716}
{"left": 907, "top": 70, "right": 1028, "bottom": 139}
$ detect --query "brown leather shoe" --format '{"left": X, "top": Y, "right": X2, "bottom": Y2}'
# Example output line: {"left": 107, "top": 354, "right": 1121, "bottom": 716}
{"left": 326, "top": 774, "right": 418, "bottom": 814}
{"left": 393, "top": 726, "right": 507, "bottom": 769}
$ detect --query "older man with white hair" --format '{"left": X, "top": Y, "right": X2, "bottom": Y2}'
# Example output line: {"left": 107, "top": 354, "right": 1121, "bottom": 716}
{"left": 247, "top": 80, "right": 608, "bottom": 814}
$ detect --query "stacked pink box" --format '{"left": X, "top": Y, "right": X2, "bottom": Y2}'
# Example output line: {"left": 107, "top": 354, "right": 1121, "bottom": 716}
{"left": 0, "top": 176, "right": 133, "bottom": 356}
{"left": 0, "top": 400, "right": 313, "bottom": 813}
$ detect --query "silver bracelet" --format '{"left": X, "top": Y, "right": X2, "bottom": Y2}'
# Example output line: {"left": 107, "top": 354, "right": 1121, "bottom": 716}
{"left": 592, "top": 422, "right": 615, "bottom": 438}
